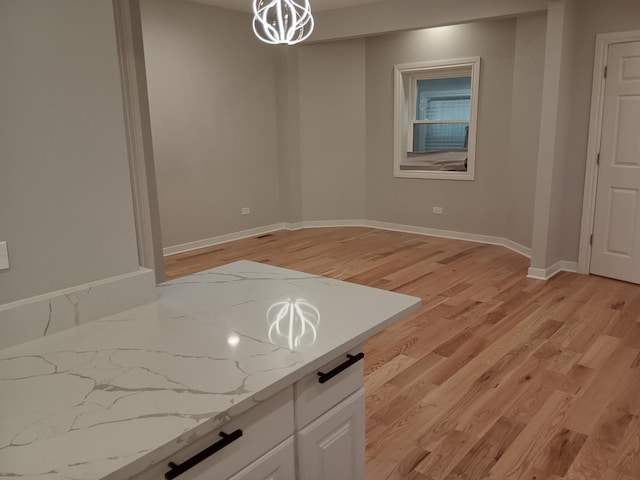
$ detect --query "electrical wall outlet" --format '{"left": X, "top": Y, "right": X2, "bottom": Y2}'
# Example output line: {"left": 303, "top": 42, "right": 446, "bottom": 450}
{"left": 432, "top": 206, "right": 444, "bottom": 214}
{"left": 241, "top": 208, "right": 251, "bottom": 215}
{"left": 0, "top": 241, "right": 9, "bottom": 271}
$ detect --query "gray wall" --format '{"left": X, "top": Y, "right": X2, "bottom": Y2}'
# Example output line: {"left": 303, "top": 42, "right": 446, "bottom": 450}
{"left": 547, "top": 0, "right": 578, "bottom": 266}
{"left": 145, "top": 10, "right": 546, "bottom": 250}
{"left": 298, "top": 39, "right": 367, "bottom": 221}
{"left": 310, "top": 0, "right": 546, "bottom": 42}
{"left": 505, "top": 14, "right": 547, "bottom": 249}
{"left": 530, "top": 0, "right": 571, "bottom": 270}
{"left": 0, "top": 0, "right": 140, "bottom": 305}
{"left": 141, "top": 0, "right": 282, "bottom": 248}
{"left": 275, "top": 49, "right": 303, "bottom": 224}
{"left": 560, "top": 0, "right": 640, "bottom": 261}
{"left": 365, "top": 20, "right": 518, "bottom": 238}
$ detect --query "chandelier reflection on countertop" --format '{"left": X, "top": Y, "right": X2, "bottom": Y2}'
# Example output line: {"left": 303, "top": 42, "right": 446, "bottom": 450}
{"left": 267, "top": 298, "right": 320, "bottom": 350}
{"left": 252, "top": 0, "right": 314, "bottom": 45}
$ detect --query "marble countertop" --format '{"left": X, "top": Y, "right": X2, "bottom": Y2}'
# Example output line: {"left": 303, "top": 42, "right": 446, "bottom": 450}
{"left": 0, "top": 261, "right": 420, "bottom": 480}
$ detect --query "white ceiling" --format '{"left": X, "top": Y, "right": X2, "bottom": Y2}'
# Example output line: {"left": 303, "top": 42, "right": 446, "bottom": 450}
{"left": 187, "top": 0, "right": 385, "bottom": 13}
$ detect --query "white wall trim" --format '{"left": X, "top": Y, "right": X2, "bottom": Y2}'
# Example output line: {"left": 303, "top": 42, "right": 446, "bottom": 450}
{"left": 163, "top": 223, "right": 286, "bottom": 256}
{"left": 284, "top": 219, "right": 367, "bottom": 230}
{"left": 164, "top": 219, "right": 532, "bottom": 259}
{"left": 527, "top": 260, "right": 578, "bottom": 281}
{"left": 364, "top": 220, "right": 532, "bottom": 258}
{"left": 526, "top": 267, "right": 548, "bottom": 280}
{"left": 578, "top": 29, "right": 640, "bottom": 275}
{"left": 0, "top": 267, "right": 157, "bottom": 350}
{"left": 393, "top": 57, "right": 479, "bottom": 181}
{"left": 162, "top": 220, "right": 586, "bottom": 281}
{"left": 501, "top": 238, "right": 533, "bottom": 259}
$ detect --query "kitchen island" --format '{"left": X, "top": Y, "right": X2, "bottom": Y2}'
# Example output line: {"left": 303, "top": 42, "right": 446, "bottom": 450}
{"left": 0, "top": 261, "right": 420, "bottom": 480}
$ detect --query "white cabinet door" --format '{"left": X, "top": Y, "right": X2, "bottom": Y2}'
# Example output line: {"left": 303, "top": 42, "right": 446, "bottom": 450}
{"left": 228, "top": 437, "right": 295, "bottom": 480}
{"left": 296, "top": 389, "right": 365, "bottom": 480}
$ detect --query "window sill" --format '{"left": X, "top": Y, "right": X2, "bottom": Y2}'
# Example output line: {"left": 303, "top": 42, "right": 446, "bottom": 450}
{"left": 393, "top": 169, "right": 475, "bottom": 181}
{"left": 395, "top": 151, "right": 474, "bottom": 180}
{"left": 405, "top": 151, "right": 467, "bottom": 171}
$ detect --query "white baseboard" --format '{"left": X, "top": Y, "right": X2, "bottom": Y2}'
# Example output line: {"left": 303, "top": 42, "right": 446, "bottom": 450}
{"left": 163, "top": 219, "right": 547, "bottom": 270}
{"left": 163, "top": 219, "right": 533, "bottom": 259}
{"left": 284, "top": 219, "right": 367, "bottom": 230}
{"left": 502, "top": 238, "right": 533, "bottom": 259}
{"left": 527, "top": 260, "right": 578, "bottom": 280}
{"left": 163, "top": 221, "right": 369, "bottom": 256}
{"left": 0, "top": 268, "right": 157, "bottom": 350}
{"left": 163, "top": 223, "right": 285, "bottom": 256}
{"left": 363, "top": 220, "right": 532, "bottom": 258}
{"left": 526, "top": 267, "right": 548, "bottom": 280}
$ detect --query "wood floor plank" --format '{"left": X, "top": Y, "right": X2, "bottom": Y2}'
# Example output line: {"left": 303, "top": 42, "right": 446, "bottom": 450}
{"left": 564, "top": 345, "right": 638, "bottom": 435}
{"left": 424, "top": 335, "right": 489, "bottom": 387}
{"left": 386, "top": 352, "right": 445, "bottom": 389}
{"left": 372, "top": 377, "right": 436, "bottom": 427}
{"left": 414, "top": 429, "right": 473, "bottom": 479}
{"left": 488, "top": 390, "right": 575, "bottom": 480}
{"left": 455, "top": 353, "right": 546, "bottom": 438}
{"left": 613, "top": 415, "right": 640, "bottom": 478}
{"left": 564, "top": 408, "right": 633, "bottom": 480}
{"left": 603, "top": 471, "right": 638, "bottom": 480}
{"left": 534, "top": 427, "right": 588, "bottom": 477}
{"left": 378, "top": 445, "right": 431, "bottom": 480}
{"left": 579, "top": 335, "right": 624, "bottom": 369}
{"left": 445, "top": 417, "right": 526, "bottom": 480}
{"left": 364, "top": 353, "right": 419, "bottom": 391}
{"left": 513, "top": 467, "right": 563, "bottom": 480}
{"left": 501, "top": 371, "right": 562, "bottom": 425}
{"left": 366, "top": 402, "right": 442, "bottom": 476}
{"left": 164, "top": 227, "right": 640, "bottom": 480}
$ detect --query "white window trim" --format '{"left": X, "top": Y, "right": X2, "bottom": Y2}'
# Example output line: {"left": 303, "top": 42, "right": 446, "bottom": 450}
{"left": 394, "top": 57, "right": 481, "bottom": 181}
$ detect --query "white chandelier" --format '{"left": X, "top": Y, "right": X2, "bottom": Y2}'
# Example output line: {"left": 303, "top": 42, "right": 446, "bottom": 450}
{"left": 252, "top": 0, "right": 314, "bottom": 45}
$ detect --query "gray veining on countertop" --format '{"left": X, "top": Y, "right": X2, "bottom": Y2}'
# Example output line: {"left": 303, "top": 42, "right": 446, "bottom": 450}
{"left": 0, "top": 261, "right": 420, "bottom": 480}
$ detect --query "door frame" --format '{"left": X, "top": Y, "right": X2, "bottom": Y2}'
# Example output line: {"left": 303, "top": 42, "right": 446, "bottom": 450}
{"left": 578, "top": 29, "right": 640, "bottom": 275}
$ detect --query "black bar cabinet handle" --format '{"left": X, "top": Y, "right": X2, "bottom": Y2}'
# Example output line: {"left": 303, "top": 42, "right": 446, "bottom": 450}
{"left": 317, "top": 352, "right": 364, "bottom": 384}
{"left": 164, "top": 429, "right": 243, "bottom": 480}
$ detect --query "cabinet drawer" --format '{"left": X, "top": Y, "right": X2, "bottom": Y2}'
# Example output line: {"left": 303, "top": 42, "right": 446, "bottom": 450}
{"left": 294, "top": 345, "right": 364, "bottom": 429}
{"left": 228, "top": 437, "right": 295, "bottom": 480}
{"left": 133, "top": 387, "right": 293, "bottom": 480}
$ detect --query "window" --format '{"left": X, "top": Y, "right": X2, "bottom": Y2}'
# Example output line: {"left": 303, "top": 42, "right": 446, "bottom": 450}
{"left": 394, "top": 58, "right": 480, "bottom": 180}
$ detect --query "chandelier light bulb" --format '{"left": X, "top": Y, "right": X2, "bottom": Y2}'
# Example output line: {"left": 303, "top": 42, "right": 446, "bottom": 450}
{"left": 252, "top": 0, "right": 314, "bottom": 45}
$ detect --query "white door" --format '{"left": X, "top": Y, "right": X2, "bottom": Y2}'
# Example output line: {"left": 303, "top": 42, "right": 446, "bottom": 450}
{"left": 296, "top": 389, "right": 365, "bottom": 480}
{"left": 591, "top": 40, "right": 640, "bottom": 284}
{"left": 228, "top": 438, "right": 295, "bottom": 480}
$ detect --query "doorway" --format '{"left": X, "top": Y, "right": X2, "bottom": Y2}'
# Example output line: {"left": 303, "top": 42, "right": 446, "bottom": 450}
{"left": 579, "top": 31, "right": 640, "bottom": 284}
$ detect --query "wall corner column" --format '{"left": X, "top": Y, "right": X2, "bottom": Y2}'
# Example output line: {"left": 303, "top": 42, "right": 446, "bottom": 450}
{"left": 529, "top": 0, "right": 577, "bottom": 277}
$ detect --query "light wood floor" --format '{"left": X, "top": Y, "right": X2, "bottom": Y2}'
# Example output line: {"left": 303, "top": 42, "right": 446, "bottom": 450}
{"left": 165, "top": 227, "right": 640, "bottom": 480}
